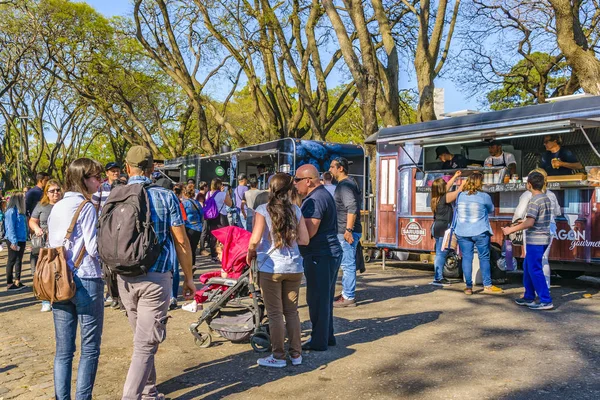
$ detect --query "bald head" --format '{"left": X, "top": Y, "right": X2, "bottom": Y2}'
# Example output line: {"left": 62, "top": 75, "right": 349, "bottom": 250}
{"left": 296, "top": 164, "right": 319, "bottom": 179}
{"left": 294, "top": 164, "right": 321, "bottom": 198}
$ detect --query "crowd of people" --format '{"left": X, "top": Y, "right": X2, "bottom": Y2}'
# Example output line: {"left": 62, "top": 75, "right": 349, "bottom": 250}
{"left": 0, "top": 140, "right": 562, "bottom": 398}
{"left": 430, "top": 167, "right": 558, "bottom": 310}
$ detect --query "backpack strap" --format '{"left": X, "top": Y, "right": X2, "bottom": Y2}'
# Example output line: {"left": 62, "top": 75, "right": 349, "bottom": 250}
{"left": 65, "top": 200, "right": 90, "bottom": 268}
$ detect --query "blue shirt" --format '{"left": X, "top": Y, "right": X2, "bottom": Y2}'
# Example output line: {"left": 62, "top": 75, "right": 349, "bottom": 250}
{"left": 299, "top": 185, "right": 342, "bottom": 257}
{"left": 5, "top": 206, "right": 27, "bottom": 245}
{"left": 128, "top": 176, "right": 184, "bottom": 273}
{"left": 48, "top": 193, "right": 101, "bottom": 278}
{"left": 454, "top": 191, "right": 494, "bottom": 237}
{"left": 183, "top": 198, "right": 203, "bottom": 232}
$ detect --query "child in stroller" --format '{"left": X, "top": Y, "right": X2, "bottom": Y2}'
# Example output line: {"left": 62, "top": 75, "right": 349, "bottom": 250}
{"left": 183, "top": 226, "right": 250, "bottom": 312}
{"left": 188, "top": 226, "right": 271, "bottom": 351}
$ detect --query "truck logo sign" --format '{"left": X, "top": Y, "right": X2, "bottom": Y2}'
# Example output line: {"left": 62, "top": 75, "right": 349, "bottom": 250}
{"left": 556, "top": 229, "right": 600, "bottom": 251}
{"left": 402, "top": 221, "right": 426, "bottom": 246}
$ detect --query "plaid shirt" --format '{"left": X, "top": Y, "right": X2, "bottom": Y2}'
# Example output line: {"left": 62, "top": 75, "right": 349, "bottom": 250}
{"left": 128, "top": 175, "right": 184, "bottom": 273}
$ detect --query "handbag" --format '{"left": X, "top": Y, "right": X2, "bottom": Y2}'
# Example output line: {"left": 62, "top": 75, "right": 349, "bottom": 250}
{"left": 508, "top": 219, "right": 524, "bottom": 245}
{"left": 442, "top": 193, "right": 460, "bottom": 251}
{"left": 33, "top": 201, "right": 90, "bottom": 303}
{"left": 31, "top": 233, "right": 46, "bottom": 256}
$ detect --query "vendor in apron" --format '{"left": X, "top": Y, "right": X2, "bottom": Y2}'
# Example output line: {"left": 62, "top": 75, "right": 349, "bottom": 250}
{"left": 484, "top": 140, "right": 517, "bottom": 176}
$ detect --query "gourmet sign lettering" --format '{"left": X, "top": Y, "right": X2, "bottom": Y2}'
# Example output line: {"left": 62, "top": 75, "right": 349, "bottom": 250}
{"left": 556, "top": 229, "right": 600, "bottom": 251}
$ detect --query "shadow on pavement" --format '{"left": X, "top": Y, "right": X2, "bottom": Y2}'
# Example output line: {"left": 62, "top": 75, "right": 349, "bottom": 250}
{"left": 158, "top": 311, "right": 442, "bottom": 399}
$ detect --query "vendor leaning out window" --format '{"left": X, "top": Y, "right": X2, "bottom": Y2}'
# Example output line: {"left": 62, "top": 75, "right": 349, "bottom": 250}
{"left": 484, "top": 140, "right": 517, "bottom": 176}
{"left": 540, "top": 135, "right": 583, "bottom": 176}
{"left": 435, "top": 146, "right": 468, "bottom": 170}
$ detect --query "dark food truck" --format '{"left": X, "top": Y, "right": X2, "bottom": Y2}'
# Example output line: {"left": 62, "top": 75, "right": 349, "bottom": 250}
{"left": 369, "top": 95, "right": 600, "bottom": 277}
{"left": 164, "top": 138, "right": 366, "bottom": 193}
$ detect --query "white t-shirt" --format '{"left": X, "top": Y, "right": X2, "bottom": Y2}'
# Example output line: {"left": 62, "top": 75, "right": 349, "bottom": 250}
{"left": 255, "top": 204, "right": 303, "bottom": 274}
{"left": 484, "top": 152, "right": 516, "bottom": 167}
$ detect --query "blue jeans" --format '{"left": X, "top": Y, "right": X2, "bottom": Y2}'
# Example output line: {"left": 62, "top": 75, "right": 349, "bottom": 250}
{"left": 433, "top": 237, "right": 448, "bottom": 281}
{"left": 52, "top": 276, "right": 104, "bottom": 400}
{"left": 338, "top": 233, "right": 361, "bottom": 300}
{"left": 457, "top": 233, "right": 492, "bottom": 287}
{"left": 523, "top": 244, "right": 552, "bottom": 303}
{"left": 244, "top": 214, "right": 253, "bottom": 232}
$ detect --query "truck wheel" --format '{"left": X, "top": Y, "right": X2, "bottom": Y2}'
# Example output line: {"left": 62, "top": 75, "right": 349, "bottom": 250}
{"left": 364, "top": 253, "right": 372, "bottom": 263}
{"left": 443, "top": 251, "right": 462, "bottom": 279}
{"left": 556, "top": 270, "right": 584, "bottom": 279}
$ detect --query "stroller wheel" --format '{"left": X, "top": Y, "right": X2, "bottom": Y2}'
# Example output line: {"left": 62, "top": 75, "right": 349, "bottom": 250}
{"left": 194, "top": 332, "right": 212, "bottom": 349}
{"left": 250, "top": 332, "right": 271, "bottom": 353}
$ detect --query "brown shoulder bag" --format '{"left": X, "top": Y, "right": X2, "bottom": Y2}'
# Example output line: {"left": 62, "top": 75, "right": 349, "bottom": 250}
{"left": 33, "top": 200, "right": 90, "bottom": 303}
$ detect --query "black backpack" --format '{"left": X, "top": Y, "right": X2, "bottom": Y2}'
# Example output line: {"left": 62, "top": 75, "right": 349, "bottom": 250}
{"left": 98, "top": 183, "right": 162, "bottom": 276}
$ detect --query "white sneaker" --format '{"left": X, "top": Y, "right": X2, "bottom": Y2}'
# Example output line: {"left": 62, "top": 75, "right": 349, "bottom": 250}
{"left": 40, "top": 302, "right": 52, "bottom": 312}
{"left": 290, "top": 355, "right": 302, "bottom": 366}
{"left": 182, "top": 300, "right": 198, "bottom": 313}
{"left": 257, "top": 354, "right": 286, "bottom": 368}
{"left": 105, "top": 295, "right": 113, "bottom": 304}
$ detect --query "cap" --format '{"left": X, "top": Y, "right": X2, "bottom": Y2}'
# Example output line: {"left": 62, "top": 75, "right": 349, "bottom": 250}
{"left": 125, "top": 146, "right": 153, "bottom": 169}
{"left": 435, "top": 146, "right": 450, "bottom": 159}
{"left": 105, "top": 162, "right": 121, "bottom": 171}
{"left": 488, "top": 140, "right": 501, "bottom": 146}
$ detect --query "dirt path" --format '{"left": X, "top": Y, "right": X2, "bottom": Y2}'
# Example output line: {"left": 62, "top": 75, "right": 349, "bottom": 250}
{"left": 2, "top": 249, "right": 600, "bottom": 399}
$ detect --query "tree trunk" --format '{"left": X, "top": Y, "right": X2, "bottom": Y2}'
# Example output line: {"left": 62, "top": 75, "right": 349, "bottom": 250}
{"left": 550, "top": 0, "right": 600, "bottom": 95}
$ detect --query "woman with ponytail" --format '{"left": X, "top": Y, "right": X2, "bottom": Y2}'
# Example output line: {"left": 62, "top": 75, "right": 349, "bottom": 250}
{"left": 247, "top": 172, "right": 310, "bottom": 368}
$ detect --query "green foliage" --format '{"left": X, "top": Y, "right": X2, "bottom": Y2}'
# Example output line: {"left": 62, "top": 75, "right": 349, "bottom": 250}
{"left": 486, "top": 52, "right": 570, "bottom": 111}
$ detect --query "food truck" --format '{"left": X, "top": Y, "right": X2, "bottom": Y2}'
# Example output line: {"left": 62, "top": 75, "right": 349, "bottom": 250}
{"left": 164, "top": 138, "right": 366, "bottom": 193}
{"left": 367, "top": 95, "right": 600, "bottom": 277}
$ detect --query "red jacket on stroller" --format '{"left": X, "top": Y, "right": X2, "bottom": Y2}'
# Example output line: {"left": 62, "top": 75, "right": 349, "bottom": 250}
{"left": 194, "top": 226, "right": 251, "bottom": 303}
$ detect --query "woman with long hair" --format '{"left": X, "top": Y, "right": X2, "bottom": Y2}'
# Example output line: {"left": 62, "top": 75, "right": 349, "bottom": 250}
{"left": 455, "top": 172, "right": 503, "bottom": 295}
{"left": 170, "top": 184, "right": 203, "bottom": 310}
{"left": 206, "top": 178, "right": 232, "bottom": 263}
{"left": 47, "top": 158, "right": 104, "bottom": 399}
{"left": 429, "top": 171, "right": 463, "bottom": 286}
{"left": 513, "top": 168, "right": 561, "bottom": 287}
{"left": 29, "top": 179, "right": 63, "bottom": 311}
{"left": 5, "top": 192, "right": 28, "bottom": 291}
{"left": 247, "top": 173, "right": 310, "bottom": 368}
{"left": 183, "top": 183, "right": 203, "bottom": 266}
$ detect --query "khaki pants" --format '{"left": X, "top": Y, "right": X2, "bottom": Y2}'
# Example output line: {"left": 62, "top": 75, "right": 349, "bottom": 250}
{"left": 259, "top": 272, "right": 303, "bottom": 360}
{"left": 118, "top": 272, "right": 171, "bottom": 400}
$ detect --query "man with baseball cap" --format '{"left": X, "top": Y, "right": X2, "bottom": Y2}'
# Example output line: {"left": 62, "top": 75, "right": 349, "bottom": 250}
{"left": 119, "top": 146, "right": 196, "bottom": 400}
{"left": 435, "top": 146, "right": 468, "bottom": 170}
{"left": 484, "top": 140, "right": 517, "bottom": 176}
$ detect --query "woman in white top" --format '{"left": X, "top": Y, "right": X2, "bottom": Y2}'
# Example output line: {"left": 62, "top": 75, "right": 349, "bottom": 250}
{"left": 247, "top": 173, "right": 309, "bottom": 368}
{"left": 513, "top": 168, "right": 561, "bottom": 288}
{"left": 206, "top": 178, "right": 232, "bottom": 262}
{"left": 47, "top": 158, "right": 104, "bottom": 400}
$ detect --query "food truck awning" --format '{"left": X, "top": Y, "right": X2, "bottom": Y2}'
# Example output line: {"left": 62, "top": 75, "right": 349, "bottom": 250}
{"left": 203, "top": 149, "right": 279, "bottom": 161}
{"left": 374, "top": 95, "right": 600, "bottom": 145}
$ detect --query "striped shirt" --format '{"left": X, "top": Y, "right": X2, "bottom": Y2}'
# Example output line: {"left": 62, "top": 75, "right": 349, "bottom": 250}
{"left": 526, "top": 193, "right": 552, "bottom": 245}
{"left": 128, "top": 175, "right": 184, "bottom": 273}
{"left": 91, "top": 181, "right": 112, "bottom": 211}
{"left": 454, "top": 191, "right": 494, "bottom": 237}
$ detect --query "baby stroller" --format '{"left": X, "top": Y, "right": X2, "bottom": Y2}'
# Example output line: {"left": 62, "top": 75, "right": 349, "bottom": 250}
{"left": 189, "top": 226, "right": 271, "bottom": 352}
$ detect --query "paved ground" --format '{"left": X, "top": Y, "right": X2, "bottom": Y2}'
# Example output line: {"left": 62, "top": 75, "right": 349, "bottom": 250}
{"left": 2, "top": 248, "right": 600, "bottom": 400}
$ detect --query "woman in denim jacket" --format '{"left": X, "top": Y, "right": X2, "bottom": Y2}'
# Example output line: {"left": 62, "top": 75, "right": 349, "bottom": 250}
{"left": 5, "top": 192, "right": 28, "bottom": 291}
{"left": 47, "top": 158, "right": 104, "bottom": 400}
{"left": 455, "top": 172, "right": 503, "bottom": 295}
